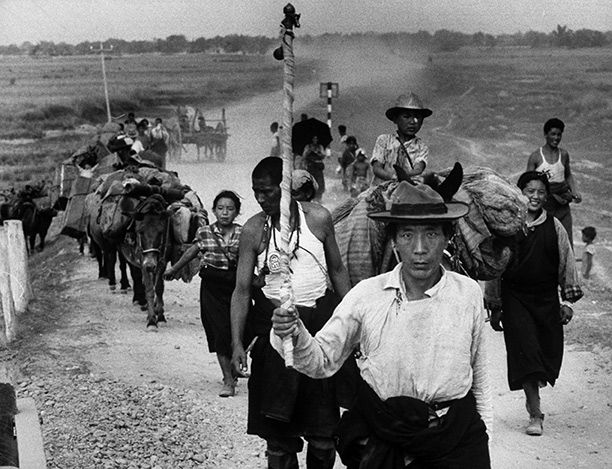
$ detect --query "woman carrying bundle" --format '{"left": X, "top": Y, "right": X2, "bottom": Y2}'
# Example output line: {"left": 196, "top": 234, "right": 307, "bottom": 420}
{"left": 165, "top": 190, "right": 242, "bottom": 397}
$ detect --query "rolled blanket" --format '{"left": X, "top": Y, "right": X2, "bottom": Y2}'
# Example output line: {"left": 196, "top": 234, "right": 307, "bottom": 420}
{"left": 453, "top": 167, "right": 526, "bottom": 280}
{"left": 462, "top": 167, "right": 526, "bottom": 237}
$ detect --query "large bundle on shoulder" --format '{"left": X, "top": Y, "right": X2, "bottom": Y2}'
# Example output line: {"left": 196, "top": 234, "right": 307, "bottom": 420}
{"left": 332, "top": 166, "right": 526, "bottom": 286}
{"left": 442, "top": 166, "right": 526, "bottom": 280}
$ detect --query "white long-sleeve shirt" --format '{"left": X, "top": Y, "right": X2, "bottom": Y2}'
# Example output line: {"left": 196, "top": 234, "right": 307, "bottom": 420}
{"left": 271, "top": 263, "right": 493, "bottom": 432}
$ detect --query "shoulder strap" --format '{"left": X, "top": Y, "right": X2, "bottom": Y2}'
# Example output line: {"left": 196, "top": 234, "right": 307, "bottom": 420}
{"left": 210, "top": 224, "right": 233, "bottom": 262}
{"left": 395, "top": 136, "right": 414, "bottom": 169}
{"left": 297, "top": 244, "right": 332, "bottom": 290}
{"left": 259, "top": 216, "right": 272, "bottom": 270}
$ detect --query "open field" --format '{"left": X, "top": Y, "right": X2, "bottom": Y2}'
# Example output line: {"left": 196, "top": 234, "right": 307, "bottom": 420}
{"left": 0, "top": 52, "right": 317, "bottom": 186}
{"left": 301, "top": 45, "right": 612, "bottom": 354}
{"left": 2, "top": 43, "right": 612, "bottom": 467}
{"left": 304, "top": 45, "right": 612, "bottom": 248}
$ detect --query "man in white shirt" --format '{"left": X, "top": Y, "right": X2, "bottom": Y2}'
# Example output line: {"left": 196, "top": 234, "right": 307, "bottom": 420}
{"left": 271, "top": 180, "right": 492, "bottom": 468}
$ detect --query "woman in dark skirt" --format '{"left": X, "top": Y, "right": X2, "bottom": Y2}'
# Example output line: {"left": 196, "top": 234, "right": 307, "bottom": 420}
{"left": 165, "top": 190, "right": 242, "bottom": 397}
{"left": 486, "top": 171, "right": 583, "bottom": 436}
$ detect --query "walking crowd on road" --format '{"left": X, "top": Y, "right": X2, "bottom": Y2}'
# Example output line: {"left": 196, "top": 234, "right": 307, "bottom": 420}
{"left": 149, "top": 90, "right": 593, "bottom": 469}
{"left": 29, "top": 88, "right": 591, "bottom": 469}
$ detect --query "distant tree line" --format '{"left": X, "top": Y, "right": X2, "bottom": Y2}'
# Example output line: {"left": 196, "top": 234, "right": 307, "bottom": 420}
{"left": 1, "top": 26, "right": 611, "bottom": 56}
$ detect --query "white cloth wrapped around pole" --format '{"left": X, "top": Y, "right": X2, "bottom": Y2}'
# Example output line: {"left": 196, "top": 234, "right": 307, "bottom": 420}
{"left": 0, "top": 226, "right": 17, "bottom": 343}
{"left": 279, "top": 15, "right": 297, "bottom": 368}
{"left": 5, "top": 220, "right": 32, "bottom": 314}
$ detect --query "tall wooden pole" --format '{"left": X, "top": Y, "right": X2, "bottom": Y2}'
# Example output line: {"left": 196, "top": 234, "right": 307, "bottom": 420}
{"left": 92, "top": 42, "right": 113, "bottom": 123}
{"left": 274, "top": 3, "right": 301, "bottom": 368}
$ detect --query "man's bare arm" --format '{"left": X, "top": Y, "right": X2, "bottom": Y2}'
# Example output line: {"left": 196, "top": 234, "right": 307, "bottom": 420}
{"left": 563, "top": 151, "right": 581, "bottom": 202}
{"left": 526, "top": 151, "right": 539, "bottom": 171}
{"left": 230, "top": 215, "right": 263, "bottom": 374}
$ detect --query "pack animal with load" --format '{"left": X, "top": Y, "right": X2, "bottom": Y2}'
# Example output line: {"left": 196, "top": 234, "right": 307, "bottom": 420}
{"left": 87, "top": 166, "right": 208, "bottom": 328}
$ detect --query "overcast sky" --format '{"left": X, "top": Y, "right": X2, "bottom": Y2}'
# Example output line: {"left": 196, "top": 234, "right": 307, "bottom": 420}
{"left": 1, "top": 0, "right": 611, "bottom": 45}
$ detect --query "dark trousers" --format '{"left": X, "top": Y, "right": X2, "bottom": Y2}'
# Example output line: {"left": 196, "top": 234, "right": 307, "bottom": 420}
{"left": 267, "top": 436, "right": 336, "bottom": 469}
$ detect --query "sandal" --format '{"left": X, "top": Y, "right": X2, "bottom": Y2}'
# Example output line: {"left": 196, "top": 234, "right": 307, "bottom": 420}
{"left": 526, "top": 413, "right": 544, "bottom": 436}
{"left": 219, "top": 382, "right": 235, "bottom": 398}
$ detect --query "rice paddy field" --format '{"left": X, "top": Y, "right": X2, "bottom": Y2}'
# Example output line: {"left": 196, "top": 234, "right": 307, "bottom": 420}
{"left": 2, "top": 43, "right": 612, "bottom": 468}
{"left": 0, "top": 52, "right": 315, "bottom": 186}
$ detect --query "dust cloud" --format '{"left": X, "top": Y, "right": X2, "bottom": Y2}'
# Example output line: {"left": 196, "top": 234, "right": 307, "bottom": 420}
{"left": 298, "top": 36, "right": 429, "bottom": 95}
{"left": 168, "top": 39, "right": 429, "bottom": 220}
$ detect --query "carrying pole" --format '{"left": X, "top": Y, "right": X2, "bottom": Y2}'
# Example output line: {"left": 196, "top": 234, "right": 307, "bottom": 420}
{"left": 274, "top": 3, "right": 301, "bottom": 368}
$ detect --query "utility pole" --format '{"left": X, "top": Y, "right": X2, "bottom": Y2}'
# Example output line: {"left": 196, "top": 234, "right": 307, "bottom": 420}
{"left": 92, "top": 42, "right": 113, "bottom": 123}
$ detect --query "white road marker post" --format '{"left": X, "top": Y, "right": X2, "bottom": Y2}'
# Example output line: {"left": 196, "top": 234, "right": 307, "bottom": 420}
{"left": 0, "top": 226, "right": 16, "bottom": 343}
{"left": 5, "top": 220, "right": 31, "bottom": 315}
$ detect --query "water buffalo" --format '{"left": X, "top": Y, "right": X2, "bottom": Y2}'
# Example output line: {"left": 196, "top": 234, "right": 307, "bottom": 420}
{"left": 3, "top": 199, "right": 58, "bottom": 253}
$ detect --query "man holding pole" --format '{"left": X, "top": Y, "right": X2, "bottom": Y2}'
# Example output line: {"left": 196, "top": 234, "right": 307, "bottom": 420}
{"left": 231, "top": 157, "right": 351, "bottom": 469}
{"left": 271, "top": 181, "right": 492, "bottom": 468}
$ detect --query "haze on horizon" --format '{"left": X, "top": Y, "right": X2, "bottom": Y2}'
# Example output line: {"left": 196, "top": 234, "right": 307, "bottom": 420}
{"left": 1, "top": 0, "right": 611, "bottom": 46}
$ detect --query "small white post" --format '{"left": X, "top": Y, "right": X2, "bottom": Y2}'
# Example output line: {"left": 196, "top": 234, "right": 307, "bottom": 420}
{"left": 0, "top": 227, "right": 16, "bottom": 343}
{"left": 5, "top": 220, "right": 31, "bottom": 314}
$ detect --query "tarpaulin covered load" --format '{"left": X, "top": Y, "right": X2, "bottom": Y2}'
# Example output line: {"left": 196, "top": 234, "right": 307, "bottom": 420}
{"left": 332, "top": 167, "right": 527, "bottom": 286}
{"left": 331, "top": 184, "right": 390, "bottom": 287}
{"left": 57, "top": 163, "right": 79, "bottom": 200}
{"left": 60, "top": 175, "right": 95, "bottom": 239}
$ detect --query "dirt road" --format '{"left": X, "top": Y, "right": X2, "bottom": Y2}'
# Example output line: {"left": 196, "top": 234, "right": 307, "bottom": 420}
{"left": 5, "top": 53, "right": 612, "bottom": 468}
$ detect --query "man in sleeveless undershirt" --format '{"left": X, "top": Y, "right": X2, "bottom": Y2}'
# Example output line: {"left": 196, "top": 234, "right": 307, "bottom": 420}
{"left": 230, "top": 157, "right": 351, "bottom": 469}
{"left": 526, "top": 117, "right": 581, "bottom": 246}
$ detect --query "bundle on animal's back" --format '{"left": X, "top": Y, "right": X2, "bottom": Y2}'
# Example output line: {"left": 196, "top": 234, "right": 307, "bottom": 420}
{"left": 60, "top": 173, "right": 96, "bottom": 239}
{"left": 332, "top": 165, "right": 527, "bottom": 286}
{"left": 90, "top": 166, "right": 187, "bottom": 242}
{"left": 167, "top": 192, "right": 209, "bottom": 283}
{"left": 331, "top": 184, "right": 391, "bottom": 286}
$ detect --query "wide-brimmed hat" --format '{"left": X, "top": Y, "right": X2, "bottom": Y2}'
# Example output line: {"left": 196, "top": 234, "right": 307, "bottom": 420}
{"left": 368, "top": 181, "right": 468, "bottom": 223}
{"left": 385, "top": 93, "right": 433, "bottom": 121}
